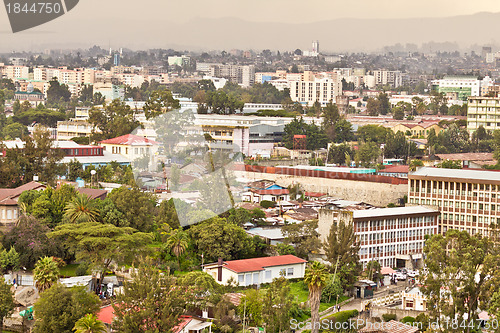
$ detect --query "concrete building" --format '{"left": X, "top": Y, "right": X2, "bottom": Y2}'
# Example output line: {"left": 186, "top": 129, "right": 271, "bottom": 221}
{"left": 431, "top": 75, "right": 481, "bottom": 101}
{"left": 318, "top": 206, "right": 439, "bottom": 269}
{"left": 203, "top": 255, "right": 307, "bottom": 286}
{"left": 197, "top": 63, "right": 255, "bottom": 87}
{"left": 289, "top": 74, "right": 342, "bottom": 106}
{"left": 373, "top": 70, "right": 403, "bottom": 88}
{"left": 167, "top": 55, "right": 191, "bottom": 67}
{"left": 408, "top": 167, "right": 500, "bottom": 236}
{"left": 467, "top": 96, "right": 500, "bottom": 132}
{"left": 99, "top": 134, "right": 159, "bottom": 161}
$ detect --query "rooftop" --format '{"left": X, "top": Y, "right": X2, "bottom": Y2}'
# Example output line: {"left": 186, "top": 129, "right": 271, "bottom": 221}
{"left": 208, "top": 255, "right": 307, "bottom": 273}
{"left": 411, "top": 166, "right": 500, "bottom": 182}
{"left": 353, "top": 206, "right": 439, "bottom": 219}
{"left": 99, "top": 134, "right": 159, "bottom": 146}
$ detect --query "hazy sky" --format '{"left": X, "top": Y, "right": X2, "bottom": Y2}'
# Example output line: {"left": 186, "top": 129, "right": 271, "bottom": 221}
{"left": 1, "top": 0, "right": 500, "bottom": 52}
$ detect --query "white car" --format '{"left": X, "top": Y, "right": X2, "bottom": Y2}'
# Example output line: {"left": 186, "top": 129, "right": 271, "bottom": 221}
{"left": 407, "top": 270, "right": 418, "bottom": 278}
{"left": 394, "top": 272, "right": 407, "bottom": 280}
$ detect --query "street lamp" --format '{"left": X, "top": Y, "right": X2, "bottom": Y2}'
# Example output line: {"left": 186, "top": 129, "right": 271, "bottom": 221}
{"left": 90, "top": 169, "right": 97, "bottom": 187}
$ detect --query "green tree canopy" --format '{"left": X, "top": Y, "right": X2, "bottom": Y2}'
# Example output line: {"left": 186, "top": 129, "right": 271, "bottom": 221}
{"left": 34, "top": 284, "right": 100, "bottom": 333}
{"left": 88, "top": 99, "right": 141, "bottom": 142}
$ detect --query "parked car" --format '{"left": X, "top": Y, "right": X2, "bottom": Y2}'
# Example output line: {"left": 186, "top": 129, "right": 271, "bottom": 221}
{"left": 407, "top": 270, "right": 418, "bottom": 278}
{"left": 394, "top": 271, "right": 407, "bottom": 280}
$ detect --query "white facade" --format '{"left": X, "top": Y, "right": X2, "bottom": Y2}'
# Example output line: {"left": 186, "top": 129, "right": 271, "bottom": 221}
{"left": 204, "top": 260, "right": 306, "bottom": 286}
{"left": 289, "top": 76, "right": 342, "bottom": 106}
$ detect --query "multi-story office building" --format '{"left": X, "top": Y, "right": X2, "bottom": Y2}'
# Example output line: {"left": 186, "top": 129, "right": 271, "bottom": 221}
{"left": 289, "top": 74, "right": 342, "bottom": 106}
{"left": 431, "top": 75, "right": 482, "bottom": 101}
{"left": 318, "top": 206, "right": 439, "bottom": 268}
{"left": 408, "top": 167, "right": 500, "bottom": 236}
{"left": 467, "top": 96, "right": 500, "bottom": 132}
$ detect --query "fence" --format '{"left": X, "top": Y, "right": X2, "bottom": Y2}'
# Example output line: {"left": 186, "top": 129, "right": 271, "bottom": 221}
{"left": 4, "top": 274, "right": 35, "bottom": 286}
{"left": 364, "top": 291, "right": 402, "bottom": 308}
{"left": 243, "top": 165, "right": 408, "bottom": 185}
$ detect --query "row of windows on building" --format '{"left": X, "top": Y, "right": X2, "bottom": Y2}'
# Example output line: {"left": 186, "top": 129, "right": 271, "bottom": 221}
{"left": 441, "top": 213, "right": 500, "bottom": 225}
{"left": 1, "top": 209, "right": 17, "bottom": 220}
{"left": 237, "top": 267, "right": 294, "bottom": 284}
{"left": 410, "top": 197, "right": 500, "bottom": 210}
{"left": 358, "top": 227, "right": 436, "bottom": 242}
{"left": 359, "top": 242, "right": 424, "bottom": 257}
{"left": 411, "top": 180, "right": 500, "bottom": 192}
{"left": 110, "top": 146, "right": 149, "bottom": 155}
{"left": 355, "top": 216, "right": 435, "bottom": 229}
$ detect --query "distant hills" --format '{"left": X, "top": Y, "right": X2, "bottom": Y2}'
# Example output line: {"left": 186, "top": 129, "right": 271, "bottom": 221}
{"left": 2, "top": 12, "right": 500, "bottom": 52}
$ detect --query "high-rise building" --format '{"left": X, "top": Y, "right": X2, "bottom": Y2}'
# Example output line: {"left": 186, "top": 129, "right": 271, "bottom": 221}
{"left": 312, "top": 40, "right": 319, "bottom": 54}
{"left": 289, "top": 73, "right": 342, "bottom": 106}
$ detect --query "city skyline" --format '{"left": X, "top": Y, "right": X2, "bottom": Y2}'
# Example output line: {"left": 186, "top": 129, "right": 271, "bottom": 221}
{"left": 1, "top": 1, "right": 500, "bottom": 52}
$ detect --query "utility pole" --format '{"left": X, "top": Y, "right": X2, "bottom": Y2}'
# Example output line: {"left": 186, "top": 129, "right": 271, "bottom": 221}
{"left": 330, "top": 255, "right": 340, "bottom": 303}
{"left": 242, "top": 298, "right": 247, "bottom": 333}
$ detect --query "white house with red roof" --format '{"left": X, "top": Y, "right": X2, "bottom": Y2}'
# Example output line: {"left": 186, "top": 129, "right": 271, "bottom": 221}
{"left": 203, "top": 255, "right": 307, "bottom": 286}
{"left": 99, "top": 134, "right": 159, "bottom": 162}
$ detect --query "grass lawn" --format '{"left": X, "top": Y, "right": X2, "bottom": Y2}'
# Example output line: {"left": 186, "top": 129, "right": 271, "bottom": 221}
{"left": 289, "top": 281, "right": 350, "bottom": 312}
{"left": 59, "top": 264, "right": 80, "bottom": 277}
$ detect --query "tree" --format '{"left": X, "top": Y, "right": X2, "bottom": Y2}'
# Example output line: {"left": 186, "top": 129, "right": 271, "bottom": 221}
{"left": 33, "top": 256, "right": 60, "bottom": 292}
{"left": 2, "top": 122, "right": 28, "bottom": 139}
{"left": 155, "top": 198, "right": 181, "bottom": 230}
{"left": 34, "top": 284, "right": 100, "bottom": 333}
{"left": 0, "top": 277, "right": 14, "bottom": 333}
{"left": 262, "top": 276, "right": 294, "bottom": 332}
{"left": 282, "top": 220, "right": 320, "bottom": 259}
{"left": 366, "top": 98, "right": 381, "bottom": 116}
{"left": 365, "top": 260, "right": 382, "bottom": 283}
{"left": 328, "top": 143, "right": 353, "bottom": 165}
{"left": 393, "top": 106, "right": 405, "bottom": 120}
{"left": 377, "top": 92, "right": 391, "bottom": 115}
{"left": 304, "top": 261, "right": 329, "bottom": 333}
{"left": 2, "top": 215, "right": 63, "bottom": 269}
{"left": 73, "top": 314, "right": 107, "bottom": 333}
{"left": 49, "top": 222, "right": 152, "bottom": 281}
{"left": 239, "top": 289, "right": 262, "bottom": 326}
{"left": 323, "top": 220, "right": 361, "bottom": 290}
{"left": 165, "top": 229, "right": 189, "bottom": 270}
{"left": 112, "top": 260, "right": 188, "bottom": 333}
{"left": 322, "top": 102, "right": 340, "bottom": 142}
{"left": 88, "top": 99, "right": 141, "bottom": 142}
{"left": 0, "top": 126, "right": 64, "bottom": 187}
{"left": 356, "top": 141, "right": 381, "bottom": 167}
{"left": 334, "top": 119, "right": 354, "bottom": 143}
{"left": 64, "top": 193, "right": 100, "bottom": 223}
{"left": 420, "top": 230, "right": 500, "bottom": 332}
{"left": 47, "top": 78, "right": 71, "bottom": 106}
{"left": 108, "top": 187, "right": 157, "bottom": 232}
{"left": 143, "top": 90, "right": 180, "bottom": 119}
{"left": 188, "top": 217, "right": 256, "bottom": 262}
{"left": 357, "top": 125, "right": 390, "bottom": 144}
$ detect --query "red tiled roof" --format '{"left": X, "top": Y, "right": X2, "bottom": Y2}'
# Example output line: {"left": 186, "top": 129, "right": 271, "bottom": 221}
{"left": 97, "top": 305, "right": 114, "bottom": 324}
{"left": 380, "top": 165, "right": 409, "bottom": 173}
{"left": 0, "top": 181, "right": 46, "bottom": 203}
{"left": 173, "top": 316, "right": 192, "bottom": 333}
{"left": 77, "top": 188, "right": 107, "bottom": 200}
{"left": 251, "top": 189, "right": 289, "bottom": 195}
{"left": 221, "top": 255, "right": 307, "bottom": 273}
{"left": 99, "top": 134, "right": 159, "bottom": 146}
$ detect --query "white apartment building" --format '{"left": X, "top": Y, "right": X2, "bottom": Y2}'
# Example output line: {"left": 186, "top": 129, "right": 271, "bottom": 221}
{"left": 318, "top": 206, "right": 439, "bottom": 269}
{"left": 408, "top": 167, "right": 500, "bottom": 236}
{"left": 431, "top": 75, "right": 482, "bottom": 101}
{"left": 3, "top": 66, "right": 29, "bottom": 80}
{"left": 373, "top": 70, "right": 403, "bottom": 88}
{"left": 467, "top": 96, "right": 500, "bottom": 132}
{"left": 289, "top": 74, "right": 342, "bottom": 106}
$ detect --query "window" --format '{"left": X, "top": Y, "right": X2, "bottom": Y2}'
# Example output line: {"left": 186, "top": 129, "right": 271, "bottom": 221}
{"left": 265, "top": 270, "right": 271, "bottom": 280}
{"left": 238, "top": 274, "right": 244, "bottom": 283}
{"left": 280, "top": 269, "right": 286, "bottom": 276}
{"left": 287, "top": 268, "right": 294, "bottom": 276}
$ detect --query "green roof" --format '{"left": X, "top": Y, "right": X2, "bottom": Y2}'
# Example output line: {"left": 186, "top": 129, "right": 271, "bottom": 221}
{"left": 15, "top": 91, "right": 43, "bottom": 95}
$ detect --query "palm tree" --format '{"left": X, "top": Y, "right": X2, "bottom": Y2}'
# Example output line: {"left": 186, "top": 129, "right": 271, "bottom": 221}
{"left": 73, "top": 314, "right": 107, "bottom": 333}
{"left": 304, "top": 261, "right": 329, "bottom": 333}
{"left": 165, "top": 229, "right": 189, "bottom": 270}
{"left": 64, "top": 194, "right": 100, "bottom": 223}
{"left": 33, "top": 256, "right": 59, "bottom": 292}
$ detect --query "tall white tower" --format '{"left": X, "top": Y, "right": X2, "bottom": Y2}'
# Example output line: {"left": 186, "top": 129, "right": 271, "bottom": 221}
{"left": 312, "top": 40, "right": 320, "bottom": 54}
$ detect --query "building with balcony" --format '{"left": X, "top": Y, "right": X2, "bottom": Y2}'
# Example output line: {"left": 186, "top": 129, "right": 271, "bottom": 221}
{"left": 318, "top": 206, "right": 439, "bottom": 269}
{"left": 467, "top": 96, "right": 500, "bottom": 132}
{"left": 408, "top": 167, "right": 500, "bottom": 236}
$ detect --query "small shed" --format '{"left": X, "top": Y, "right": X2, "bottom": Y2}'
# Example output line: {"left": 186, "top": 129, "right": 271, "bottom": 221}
{"left": 352, "top": 279, "right": 377, "bottom": 299}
